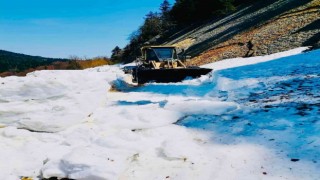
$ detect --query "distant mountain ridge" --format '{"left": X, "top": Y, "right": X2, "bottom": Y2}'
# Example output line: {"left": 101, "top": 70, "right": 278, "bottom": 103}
{"left": 0, "top": 49, "right": 69, "bottom": 73}
{"left": 0, "top": 50, "right": 112, "bottom": 77}
{"left": 0, "top": 49, "right": 66, "bottom": 61}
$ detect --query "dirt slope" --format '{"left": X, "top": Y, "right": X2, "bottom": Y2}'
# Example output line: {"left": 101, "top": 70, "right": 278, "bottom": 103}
{"left": 164, "top": 0, "right": 320, "bottom": 65}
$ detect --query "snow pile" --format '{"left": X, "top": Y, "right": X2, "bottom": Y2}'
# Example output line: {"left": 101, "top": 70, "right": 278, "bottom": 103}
{"left": 0, "top": 47, "right": 319, "bottom": 179}
{"left": 0, "top": 66, "right": 122, "bottom": 132}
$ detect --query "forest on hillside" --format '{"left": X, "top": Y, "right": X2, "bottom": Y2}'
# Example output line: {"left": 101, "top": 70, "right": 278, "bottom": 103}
{"left": 0, "top": 50, "right": 69, "bottom": 73}
{"left": 111, "top": 0, "right": 255, "bottom": 63}
{"left": 0, "top": 50, "right": 112, "bottom": 77}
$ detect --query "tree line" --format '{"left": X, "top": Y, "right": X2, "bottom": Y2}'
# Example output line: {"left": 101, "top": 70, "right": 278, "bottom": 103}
{"left": 0, "top": 50, "right": 68, "bottom": 73}
{"left": 0, "top": 50, "right": 112, "bottom": 76}
{"left": 111, "top": 0, "right": 255, "bottom": 63}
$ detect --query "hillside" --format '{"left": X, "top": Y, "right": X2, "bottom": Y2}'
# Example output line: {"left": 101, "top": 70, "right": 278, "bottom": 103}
{"left": 161, "top": 0, "right": 319, "bottom": 65}
{"left": 0, "top": 50, "right": 112, "bottom": 77}
{"left": 0, "top": 50, "right": 68, "bottom": 73}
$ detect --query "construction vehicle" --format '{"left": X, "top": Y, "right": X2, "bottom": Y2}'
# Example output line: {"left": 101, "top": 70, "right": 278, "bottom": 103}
{"left": 125, "top": 46, "right": 212, "bottom": 84}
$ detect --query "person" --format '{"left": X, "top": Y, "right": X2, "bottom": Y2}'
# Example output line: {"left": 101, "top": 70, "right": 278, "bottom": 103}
{"left": 246, "top": 40, "right": 256, "bottom": 57}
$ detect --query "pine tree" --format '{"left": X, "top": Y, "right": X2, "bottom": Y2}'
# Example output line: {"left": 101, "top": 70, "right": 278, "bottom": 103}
{"left": 160, "top": 0, "right": 171, "bottom": 14}
{"left": 140, "top": 11, "right": 162, "bottom": 40}
{"left": 111, "top": 46, "right": 121, "bottom": 56}
{"left": 160, "top": 0, "right": 172, "bottom": 32}
{"left": 111, "top": 46, "right": 122, "bottom": 62}
{"left": 219, "top": 0, "right": 236, "bottom": 14}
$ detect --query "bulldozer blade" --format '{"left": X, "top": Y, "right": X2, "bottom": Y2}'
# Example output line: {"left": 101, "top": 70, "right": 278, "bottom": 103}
{"left": 133, "top": 68, "right": 212, "bottom": 84}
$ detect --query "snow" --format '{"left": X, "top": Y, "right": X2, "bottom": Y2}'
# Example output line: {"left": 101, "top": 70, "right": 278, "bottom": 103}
{"left": 1, "top": 47, "right": 319, "bottom": 179}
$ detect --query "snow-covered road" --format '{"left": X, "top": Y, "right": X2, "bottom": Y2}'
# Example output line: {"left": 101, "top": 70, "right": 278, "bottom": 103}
{"left": 0, "top": 47, "right": 319, "bottom": 180}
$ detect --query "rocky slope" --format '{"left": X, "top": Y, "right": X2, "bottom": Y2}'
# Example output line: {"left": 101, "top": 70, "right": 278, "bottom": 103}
{"left": 164, "top": 0, "right": 320, "bottom": 65}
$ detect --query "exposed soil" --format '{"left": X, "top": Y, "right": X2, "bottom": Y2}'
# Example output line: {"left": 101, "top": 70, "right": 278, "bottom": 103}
{"left": 165, "top": 0, "right": 320, "bottom": 65}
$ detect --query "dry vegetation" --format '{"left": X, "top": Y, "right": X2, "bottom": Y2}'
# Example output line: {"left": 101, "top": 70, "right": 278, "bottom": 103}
{"left": 76, "top": 57, "right": 112, "bottom": 69}
{"left": 173, "top": 38, "right": 196, "bottom": 50}
{"left": 0, "top": 57, "right": 113, "bottom": 77}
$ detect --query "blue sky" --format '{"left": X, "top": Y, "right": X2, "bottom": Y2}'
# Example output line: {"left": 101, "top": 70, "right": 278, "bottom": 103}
{"left": 0, "top": 0, "right": 175, "bottom": 58}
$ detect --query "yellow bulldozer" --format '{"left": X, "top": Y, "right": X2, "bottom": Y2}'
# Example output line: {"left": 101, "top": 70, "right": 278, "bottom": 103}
{"left": 124, "top": 46, "right": 212, "bottom": 84}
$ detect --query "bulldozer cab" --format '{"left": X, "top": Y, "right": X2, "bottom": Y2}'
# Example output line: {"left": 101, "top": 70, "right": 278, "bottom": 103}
{"left": 140, "top": 46, "right": 186, "bottom": 69}
{"left": 142, "top": 46, "right": 177, "bottom": 62}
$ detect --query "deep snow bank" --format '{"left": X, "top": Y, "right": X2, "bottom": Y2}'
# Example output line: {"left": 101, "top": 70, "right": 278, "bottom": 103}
{"left": 0, "top": 47, "right": 319, "bottom": 180}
